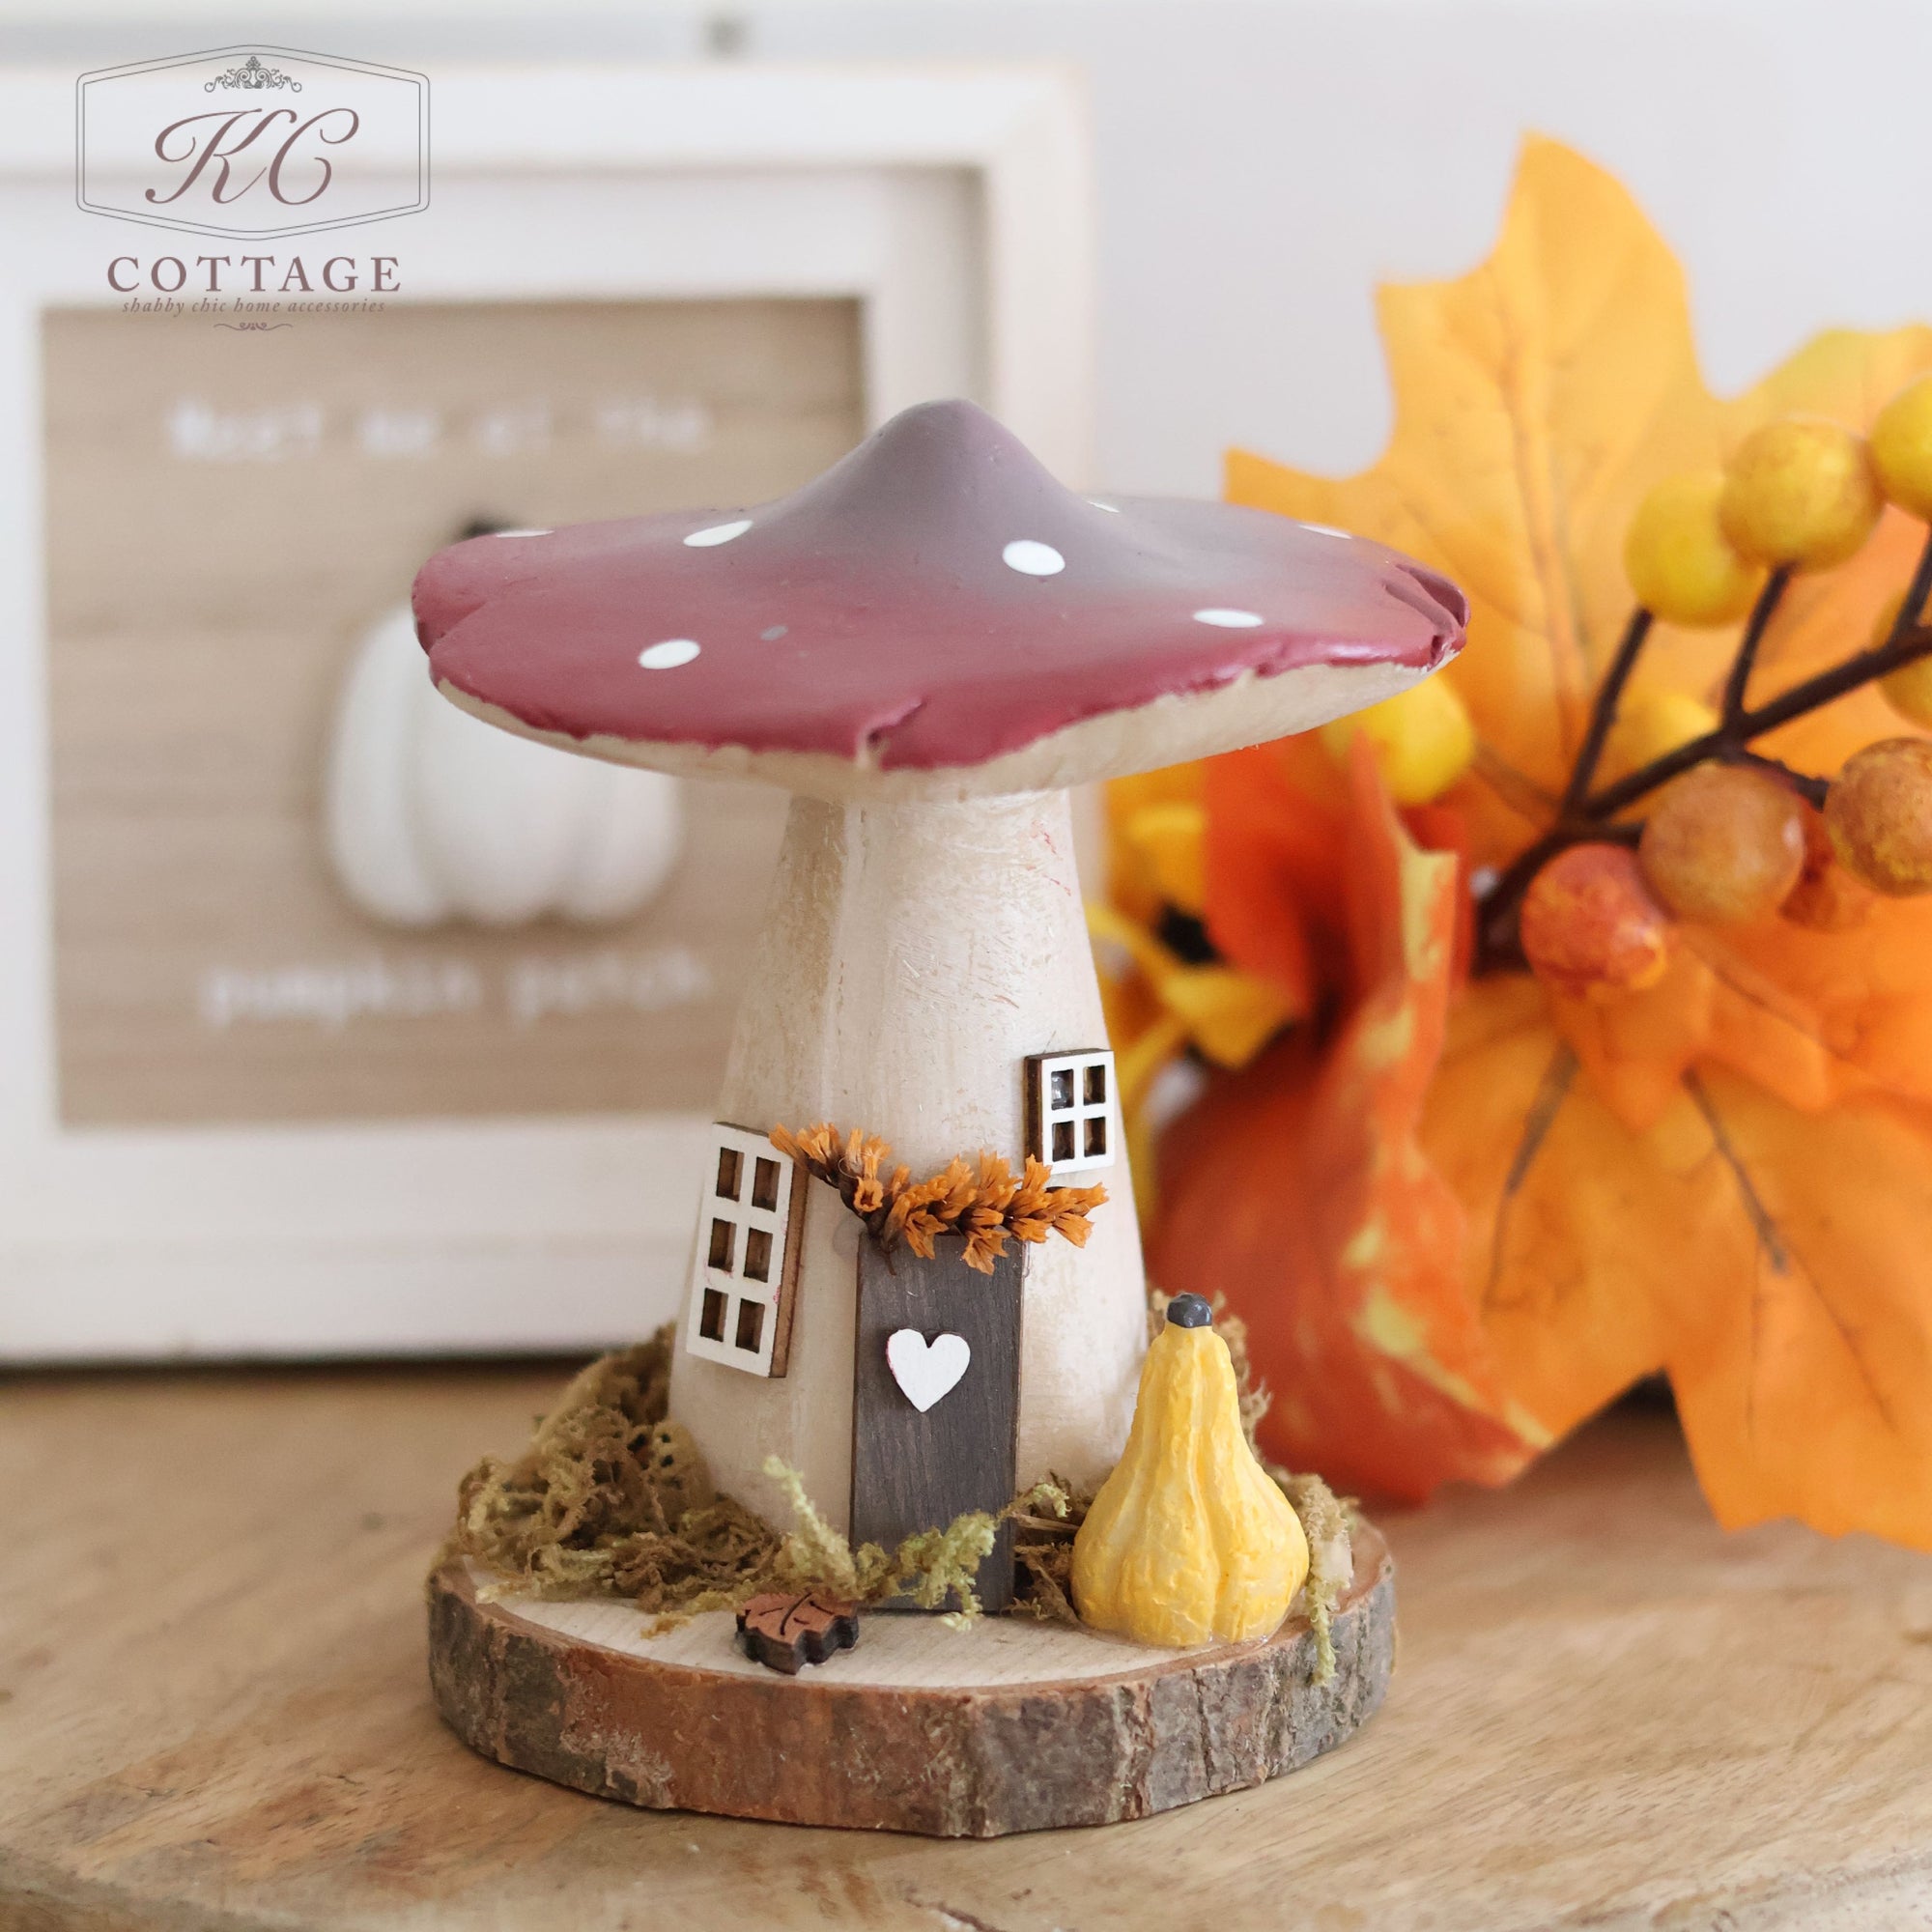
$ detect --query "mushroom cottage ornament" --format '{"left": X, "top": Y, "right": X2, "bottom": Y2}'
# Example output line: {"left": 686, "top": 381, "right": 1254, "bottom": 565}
{"left": 424, "top": 401, "right": 1465, "bottom": 1836}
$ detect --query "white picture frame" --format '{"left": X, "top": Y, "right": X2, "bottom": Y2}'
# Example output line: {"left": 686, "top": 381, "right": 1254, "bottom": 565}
{"left": 0, "top": 62, "right": 1094, "bottom": 1359}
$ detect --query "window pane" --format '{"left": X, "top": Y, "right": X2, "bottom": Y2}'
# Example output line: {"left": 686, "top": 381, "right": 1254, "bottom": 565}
{"left": 699, "top": 1288, "right": 727, "bottom": 1342}
{"left": 744, "top": 1226, "right": 773, "bottom": 1283}
{"left": 1052, "top": 1119, "right": 1075, "bottom": 1162}
{"left": 1050, "top": 1067, "right": 1073, "bottom": 1108}
{"left": 708, "top": 1217, "right": 736, "bottom": 1271}
{"left": 752, "top": 1156, "right": 781, "bottom": 1211}
{"left": 1085, "top": 1115, "right": 1108, "bottom": 1157}
{"left": 734, "top": 1298, "right": 765, "bottom": 1353}
{"left": 715, "top": 1146, "right": 743, "bottom": 1201}
{"left": 1084, "top": 1062, "right": 1108, "bottom": 1105}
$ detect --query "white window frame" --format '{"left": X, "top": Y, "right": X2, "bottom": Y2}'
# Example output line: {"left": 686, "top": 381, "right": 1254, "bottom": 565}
{"left": 1025, "top": 1048, "right": 1117, "bottom": 1181}
{"left": 682, "top": 1123, "right": 805, "bottom": 1378}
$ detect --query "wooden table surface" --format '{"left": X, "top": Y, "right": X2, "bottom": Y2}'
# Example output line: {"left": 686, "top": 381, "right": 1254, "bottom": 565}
{"left": 5, "top": 1365, "right": 1930, "bottom": 1932}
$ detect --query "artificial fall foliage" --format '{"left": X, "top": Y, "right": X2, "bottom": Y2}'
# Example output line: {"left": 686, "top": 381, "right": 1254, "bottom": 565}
{"left": 1110, "top": 136, "right": 1932, "bottom": 1545}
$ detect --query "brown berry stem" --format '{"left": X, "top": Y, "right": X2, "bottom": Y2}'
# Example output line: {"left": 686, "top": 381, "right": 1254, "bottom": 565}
{"left": 1558, "top": 607, "right": 1654, "bottom": 817}
{"left": 1719, "top": 564, "right": 1793, "bottom": 724}
{"left": 1474, "top": 607, "right": 1932, "bottom": 973}
{"left": 1721, "top": 749, "right": 1830, "bottom": 810}
{"left": 1473, "top": 607, "right": 1659, "bottom": 967}
{"left": 1589, "top": 619, "right": 1932, "bottom": 813}
{"left": 1889, "top": 526, "right": 1932, "bottom": 640}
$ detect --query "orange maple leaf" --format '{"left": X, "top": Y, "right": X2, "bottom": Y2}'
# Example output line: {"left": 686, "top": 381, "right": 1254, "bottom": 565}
{"left": 1156, "top": 735, "right": 1549, "bottom": 1499}
{"left": 1138, "top": 136, "right": 1932, "bottom": 1541}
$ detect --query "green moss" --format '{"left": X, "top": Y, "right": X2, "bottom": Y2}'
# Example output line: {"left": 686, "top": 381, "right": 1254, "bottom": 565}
{"left": 441, "top": 1331, "right": 1029, "bottom": 1624}
{"left": 1009, "top": 1478, "right": 1086, "bottom": 1625}
{"left": 758, "top": 1457, "right": 1056, "bottom": 1623}
{"left": 440, "top": 1307, "right": 1353, "bottom": 1679}
{"left": 437, "top": 1329, "right": 782, "bottom": 1614}
{"left": 1277, "top": 1470, "right": 1350, "bottom": 1685}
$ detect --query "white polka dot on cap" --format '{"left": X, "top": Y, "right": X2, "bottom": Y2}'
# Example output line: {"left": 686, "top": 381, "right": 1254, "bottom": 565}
{"left": 1003, "top": 539, "right": 1065, "bottom": 577}
{"left": 1193, "top": 608, "right": 1264, "bottom": 628}
{"left": 639, "top": 639, "right": 701, "bottom": 669}
{"left": 684, "top": 520, "right": 752, "bottom": 548}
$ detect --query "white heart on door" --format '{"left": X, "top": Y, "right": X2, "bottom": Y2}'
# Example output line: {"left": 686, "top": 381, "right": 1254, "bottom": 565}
{"left": 886, "top": 1329, "right": 972, "bottom": 1413}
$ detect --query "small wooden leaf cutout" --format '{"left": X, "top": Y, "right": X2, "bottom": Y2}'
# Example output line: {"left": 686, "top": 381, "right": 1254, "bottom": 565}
{"left": 886, "top": 1328, "right": 972, "bottom": 1412}
{"left": 735, "top": 1591, "right": 860, "bottom": 1674}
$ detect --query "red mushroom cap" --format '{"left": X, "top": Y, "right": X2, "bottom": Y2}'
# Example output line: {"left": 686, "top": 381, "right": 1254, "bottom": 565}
{"left": 412, "top": 400, "right": 1465, "bottom": 799}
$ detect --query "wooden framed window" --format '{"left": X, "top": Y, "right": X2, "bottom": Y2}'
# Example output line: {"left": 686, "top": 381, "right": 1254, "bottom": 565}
{"left": 682, "top": 1122, "right": 806, "bottom": 1377}
{"left": 1024, "top": 1048, "right": 1117, "bottom": 1181}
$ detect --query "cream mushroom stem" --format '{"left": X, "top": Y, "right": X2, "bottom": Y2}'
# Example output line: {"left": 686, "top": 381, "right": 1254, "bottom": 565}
{"left": 434, "top": 653, "right": 1452, "bottom": 1538}
{"left": 668, "top": 784, "right": 1146, "bottom": 1533}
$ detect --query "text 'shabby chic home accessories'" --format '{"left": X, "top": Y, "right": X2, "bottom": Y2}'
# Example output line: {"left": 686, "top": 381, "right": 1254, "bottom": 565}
{"left": 1104, "top": 137, "right": 1932, "bottom": 1553}
{"left": 425, "top": 398, "right": 1465, "bottom": 1833}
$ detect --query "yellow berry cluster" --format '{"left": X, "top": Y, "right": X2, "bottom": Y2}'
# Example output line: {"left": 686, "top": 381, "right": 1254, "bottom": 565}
{"left": 1628, "top": 377, "right": 1932, "bottom": 626}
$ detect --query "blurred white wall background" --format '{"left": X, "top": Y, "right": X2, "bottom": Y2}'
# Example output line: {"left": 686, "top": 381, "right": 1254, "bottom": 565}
{"left": 9, "top": 0, "right": 1929, "bottom": 497}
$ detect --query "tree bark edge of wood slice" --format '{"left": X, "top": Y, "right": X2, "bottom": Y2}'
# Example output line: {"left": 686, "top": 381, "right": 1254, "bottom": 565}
{"left": 427, "top": 1521, "right": 1395, "bottom": 1838}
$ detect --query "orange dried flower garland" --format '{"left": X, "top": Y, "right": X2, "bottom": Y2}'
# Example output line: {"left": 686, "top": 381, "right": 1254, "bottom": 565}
{"left": 770, "top": 1122, "right": 1107, "bottom": 1275}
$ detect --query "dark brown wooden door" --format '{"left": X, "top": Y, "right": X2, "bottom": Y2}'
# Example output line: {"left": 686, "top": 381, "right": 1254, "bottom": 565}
{"left": 850, "top": 1236, "right": 1023, "bottom": 1613}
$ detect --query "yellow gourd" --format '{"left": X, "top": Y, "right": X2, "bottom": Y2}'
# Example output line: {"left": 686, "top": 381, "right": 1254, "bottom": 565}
{"left": 1072, "top": 1294, "right": 1309, "bottom": 1647}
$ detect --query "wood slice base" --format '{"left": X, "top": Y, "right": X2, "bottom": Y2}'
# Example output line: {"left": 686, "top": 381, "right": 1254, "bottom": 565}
{"left": 428, "top": 1521, "right": 1394, "bottom": 1838}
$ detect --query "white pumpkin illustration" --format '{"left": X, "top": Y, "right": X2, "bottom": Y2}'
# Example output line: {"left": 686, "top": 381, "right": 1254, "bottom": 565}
{"left": 325, "top": 598, "right": 683, "bottom": 928}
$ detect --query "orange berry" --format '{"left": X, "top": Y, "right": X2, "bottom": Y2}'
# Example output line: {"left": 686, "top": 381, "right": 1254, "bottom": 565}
{"left": 1520, "top": 843, "right": 1674, "bottom": 1001}
{"left": 1825, "top": 738, "right": 1932, "bottom": 895}
{"left": 1637, "top": 764, "right": 1806, "bottom": 923}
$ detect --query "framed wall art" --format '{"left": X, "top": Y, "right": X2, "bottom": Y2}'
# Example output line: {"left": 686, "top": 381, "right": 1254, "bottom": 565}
{"left": 0, "top": 62, "right": 1094, "bottom": 1357}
